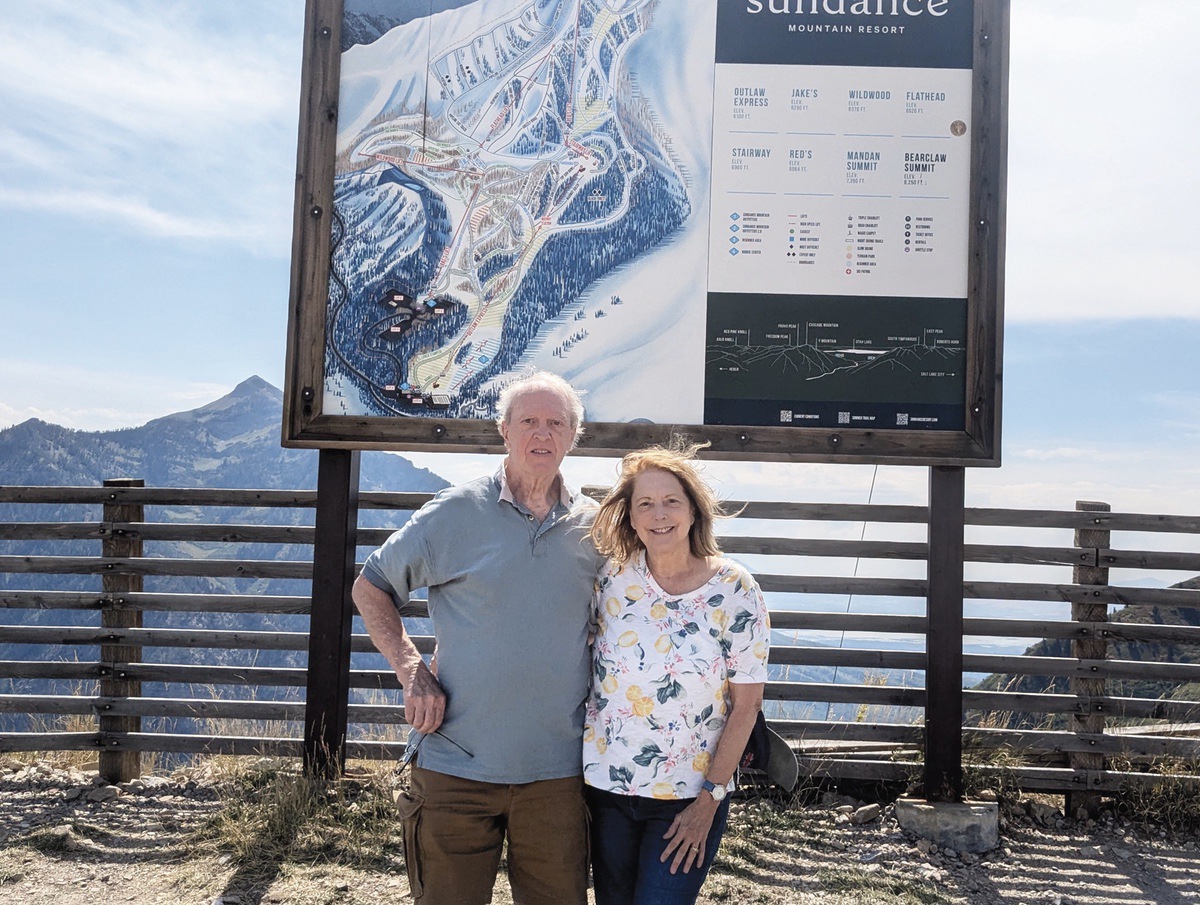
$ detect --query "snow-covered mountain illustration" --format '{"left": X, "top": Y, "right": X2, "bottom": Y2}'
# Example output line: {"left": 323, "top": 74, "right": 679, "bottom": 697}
{"left": 325, "top": 0, "right": 714, "bottom": 422}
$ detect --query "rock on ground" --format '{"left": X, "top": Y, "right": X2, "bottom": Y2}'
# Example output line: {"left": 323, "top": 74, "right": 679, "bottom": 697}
{"left": 2, "top": 759, "right": 1199, "bottom": 904}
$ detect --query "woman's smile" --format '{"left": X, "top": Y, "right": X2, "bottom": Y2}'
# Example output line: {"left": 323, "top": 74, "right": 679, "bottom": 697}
{"left": 630, "top": 469, "right": 694, "bottom": 554}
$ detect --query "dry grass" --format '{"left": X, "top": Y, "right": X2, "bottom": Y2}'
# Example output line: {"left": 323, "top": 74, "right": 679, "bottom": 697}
{"left": 182, "top": 764, "right": 950, "bottom": 904}
{"left": 1108, "top": 755, "right": 1200, "bottom": 834}
{"left": 8, "top": 750, "right": 1200, "bottom": 904}
{"left": 192, "top": 686, "right": 410, "bottom": 748}
{"left": 16, "top": 707, "right": 174, "bottom": 775}
{"left": 187, "top": 757, "right": 404, "bottom": 884}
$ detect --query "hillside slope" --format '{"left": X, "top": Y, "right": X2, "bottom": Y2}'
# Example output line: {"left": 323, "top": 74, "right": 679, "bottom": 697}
{"left": 0, "top": 377, "right": 449, "bottom": 715}
{"left": 0, "top": 375, "right": 444, "bottom": 492}
{"left": 972, "top": 578, "right": 1200, "bottom": 728}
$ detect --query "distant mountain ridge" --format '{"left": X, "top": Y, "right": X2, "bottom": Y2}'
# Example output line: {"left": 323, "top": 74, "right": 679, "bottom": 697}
{"left": 0, "top": 376, "right": 451, "bottom": 723}
{"left": 0, "top": 375, "right": 447, "bottom": 493}
{"left": 0, "top": 374, "right": 452, "bottom": 597}
{"left": 973, "top": 583, "right": 1200, "bottom": 729}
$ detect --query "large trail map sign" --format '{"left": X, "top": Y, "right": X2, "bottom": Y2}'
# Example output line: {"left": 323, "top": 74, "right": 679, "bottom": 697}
{"left": 284, "top": 0, "right": 1007, "bottom": 463}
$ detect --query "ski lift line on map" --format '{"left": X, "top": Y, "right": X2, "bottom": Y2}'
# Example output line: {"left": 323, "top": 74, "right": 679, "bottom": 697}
{"left": 420, "top": 161, "right": 581, "bottom": 393}
{"left": 486, "top": 82, "right": 528, "bottom": 139}
{"left": 564, "top": 137, "right": 594, "bottom": 161}
{"left": 445, "top": 338, "right": 500, "bottom": 394}
{"left": 471, "top": 41, "right": 559, "bottom": 141}
{"left": 452, "top": 337, "right": 499, "bottom": 378}
{"left": 429, "top": 178, "right": 486, "bottom": 293}
{"left": 563, "top": 0, "right": 584, "bottom": 129}
{"left": 442, "top": 41, "right": 561, "bottom": 158}
{"left": 370, "top": 152, "right": 484, "bottom": 180}
{"left": 429, "top": 337, "right": 478, "bottom": 391}
{"left": 423, "top": 250, "right": 505, "bottom": 390}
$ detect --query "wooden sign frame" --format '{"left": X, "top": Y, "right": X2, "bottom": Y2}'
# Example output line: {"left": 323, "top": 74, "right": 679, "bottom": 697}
{"left": 283, "top": 0, "right": 1008, "bottom": 465}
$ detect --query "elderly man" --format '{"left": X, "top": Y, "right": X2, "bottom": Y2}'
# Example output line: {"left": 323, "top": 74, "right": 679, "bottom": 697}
{"left": 352, "top": 372, "right": 600, "bottom": 905}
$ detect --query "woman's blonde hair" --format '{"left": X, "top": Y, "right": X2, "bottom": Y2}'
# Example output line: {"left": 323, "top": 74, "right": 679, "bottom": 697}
{"left": 590, "top": 441, "right": 730, "bottom": 564}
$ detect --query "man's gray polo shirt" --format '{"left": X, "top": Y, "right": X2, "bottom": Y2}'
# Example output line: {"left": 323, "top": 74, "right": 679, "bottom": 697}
{"left": 360, "top": 471, "right": 601, "bottom": 784}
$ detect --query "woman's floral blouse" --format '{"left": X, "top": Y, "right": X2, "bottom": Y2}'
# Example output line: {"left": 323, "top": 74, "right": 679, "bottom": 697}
{"left": 582, "top": 551, "right": 770, "bottom": 799}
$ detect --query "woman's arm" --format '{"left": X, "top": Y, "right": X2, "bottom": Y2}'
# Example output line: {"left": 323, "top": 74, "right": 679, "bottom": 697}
{"left": 661, "top": 680, "right": 766, "bottom": 874}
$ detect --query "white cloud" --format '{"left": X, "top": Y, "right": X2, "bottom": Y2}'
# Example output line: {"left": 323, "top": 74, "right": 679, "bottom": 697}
{"left": 1144, "top": 391, "right": 1200, "bottom": 438}
{"left": 0, "top": 7, "right": 294, "bottom": 140}
{"left": 0, "top": 358, "right": 232, "bottom": 431}
{"left": 1013, "top": 446, "right": 1120, "bottom": 462}
{"left": 0, "top": 0, "right": 304, "bottom": 254}
{"left": 0, "top": 186, "right": 276, "bottom": 245}
{"left": 1004, "top": 0, "right": 1200, "bottom": 321}
{"left": 972, "top": 448, "right": 1200, "bottom": 517}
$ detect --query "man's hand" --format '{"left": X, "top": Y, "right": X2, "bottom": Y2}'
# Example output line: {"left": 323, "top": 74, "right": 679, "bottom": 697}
{"left": 353, "top": 576, "right": 448, "bottom": 735}
{"left": 404, "top": 661, "right": 446, "bottom": 734}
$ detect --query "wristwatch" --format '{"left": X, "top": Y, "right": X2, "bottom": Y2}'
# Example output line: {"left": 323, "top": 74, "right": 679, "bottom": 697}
{"left": 700, "top": 777, "right": 733, "bottom": 801}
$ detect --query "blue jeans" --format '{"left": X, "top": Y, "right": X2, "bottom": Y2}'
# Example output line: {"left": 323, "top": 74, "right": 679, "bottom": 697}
{"left": 586, "top": 785, "right": 731, "bottom": 905}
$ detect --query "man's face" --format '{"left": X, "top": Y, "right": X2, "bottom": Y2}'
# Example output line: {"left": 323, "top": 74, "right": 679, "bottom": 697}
{"left": 500, "top": 388, "right": 575, "bottom": 483}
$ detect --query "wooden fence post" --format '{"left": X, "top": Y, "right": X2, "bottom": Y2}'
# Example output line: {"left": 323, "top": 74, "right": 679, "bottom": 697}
{"left": 925, "top": 465, "right": 966, "bottom": 801}
{"left": 1068, "top": 500, "right": 1110, "bottom": 817}
{"left": 100, "top": 478, "right": 143, "bottom": 783}
{"left": 304, "top": 449, "right": 360, "bottom": 779}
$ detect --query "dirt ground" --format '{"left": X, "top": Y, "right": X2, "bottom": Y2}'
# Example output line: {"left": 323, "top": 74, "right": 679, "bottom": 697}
{"left": 2, "top": 759, "right": 1199, "bottom": 905}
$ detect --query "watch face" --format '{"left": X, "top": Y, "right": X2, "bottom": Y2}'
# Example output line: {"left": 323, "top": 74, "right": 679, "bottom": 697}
{"left": 706, "top": 781, "right": 725, "bottom": 801}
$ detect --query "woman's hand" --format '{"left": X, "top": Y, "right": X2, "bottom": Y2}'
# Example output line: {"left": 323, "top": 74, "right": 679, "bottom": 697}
{"left": 657, "top": 684, "right": 767, "bottom": 874}
{"left": 660, "top": 794, "right": 720, "bottom": 874}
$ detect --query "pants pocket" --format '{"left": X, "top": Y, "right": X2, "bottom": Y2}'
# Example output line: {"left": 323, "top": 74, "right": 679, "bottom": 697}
{"left": 394, "top": 789, "right": 425, "bottom": 899}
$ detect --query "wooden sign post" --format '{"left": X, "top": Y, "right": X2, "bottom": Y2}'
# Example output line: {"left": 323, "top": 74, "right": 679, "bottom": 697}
{"left": 926, "top": 465, "right": 966, "bottom": 801}
{"left": 303, "top": 449, "right": 360, "bottom": 779}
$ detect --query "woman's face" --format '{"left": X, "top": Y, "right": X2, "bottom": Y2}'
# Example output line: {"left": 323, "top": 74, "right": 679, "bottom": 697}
{"left": 629, "top": 468, "right": 695, "bottom": 558}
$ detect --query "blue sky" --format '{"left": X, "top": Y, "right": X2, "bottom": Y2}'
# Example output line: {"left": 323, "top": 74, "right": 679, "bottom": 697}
{"left": 1, "top": 0, "right": 1198, "bottom": 530}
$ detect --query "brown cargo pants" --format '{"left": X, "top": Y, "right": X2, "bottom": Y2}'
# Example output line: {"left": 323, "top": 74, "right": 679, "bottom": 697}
{"left": 395, "top": 765, "right": 589, "bottom": 905}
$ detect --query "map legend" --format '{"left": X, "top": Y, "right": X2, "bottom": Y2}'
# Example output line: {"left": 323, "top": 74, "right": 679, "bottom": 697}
{"left": 705, "top": 0, "right": 976, "bottom": 431}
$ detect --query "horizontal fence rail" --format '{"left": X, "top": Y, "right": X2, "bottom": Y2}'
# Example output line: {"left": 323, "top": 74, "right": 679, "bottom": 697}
{"left": 2, "top": 483, "right": 1199, "bottom": 798}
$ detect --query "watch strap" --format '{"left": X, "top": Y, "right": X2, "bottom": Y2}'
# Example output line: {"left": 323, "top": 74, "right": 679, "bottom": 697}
{"left": 701, "top": 777, "right": 732, "bottom": 799}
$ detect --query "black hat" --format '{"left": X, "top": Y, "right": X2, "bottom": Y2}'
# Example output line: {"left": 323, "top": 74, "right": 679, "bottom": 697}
{"left": 739, "top": 712, "right": 799, "bottom": 792}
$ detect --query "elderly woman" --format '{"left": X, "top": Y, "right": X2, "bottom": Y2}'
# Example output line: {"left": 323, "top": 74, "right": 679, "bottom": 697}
{"left": 584, "top": 444, "right": 769, "bottom": 905}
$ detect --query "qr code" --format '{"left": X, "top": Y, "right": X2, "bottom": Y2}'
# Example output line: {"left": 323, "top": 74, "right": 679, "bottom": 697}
{"left": 837, "top": 411, "right": 850, "bottom": 425}
{"left": 896, "top": 413, "right": 909, "bottom": 426}
{"left": 779, "top": 410, "right": 793, "bottom": 423}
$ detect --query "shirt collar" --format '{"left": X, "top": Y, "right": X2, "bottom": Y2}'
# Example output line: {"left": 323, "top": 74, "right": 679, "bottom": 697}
{"left": 495, "top": 460, "right": 575, "bottom": 508}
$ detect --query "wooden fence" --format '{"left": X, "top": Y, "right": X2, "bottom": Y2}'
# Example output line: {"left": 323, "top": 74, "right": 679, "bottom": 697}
{"left": 2, "top": 481, "right": 1200, "bottom": 806}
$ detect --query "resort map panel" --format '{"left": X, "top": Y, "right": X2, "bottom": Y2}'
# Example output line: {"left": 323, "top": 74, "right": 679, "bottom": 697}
{"left": 323, "top": 0, "right": 976, "bottom": 431}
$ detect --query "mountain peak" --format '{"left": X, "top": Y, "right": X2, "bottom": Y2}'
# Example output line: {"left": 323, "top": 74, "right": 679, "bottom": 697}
{"left": 233, "top": 375, "right": 278, "bottom": 396}
{"left": 0, "top": 376, "right": 448, "bottom": 493}
{"left": 152, "top": 376, "right": 281, "bottom": 429}
{"left": 200, "top": 375, "right": 282, "bottom": 410}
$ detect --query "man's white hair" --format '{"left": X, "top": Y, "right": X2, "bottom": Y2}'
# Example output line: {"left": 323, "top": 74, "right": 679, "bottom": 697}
{"left": 495, "top": 372, "right": 585, "bottom": 448}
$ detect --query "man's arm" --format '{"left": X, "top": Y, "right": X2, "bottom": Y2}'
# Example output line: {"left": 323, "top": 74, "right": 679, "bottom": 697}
{"left": 352, "top": 575, "right": 446, "bottom": 734}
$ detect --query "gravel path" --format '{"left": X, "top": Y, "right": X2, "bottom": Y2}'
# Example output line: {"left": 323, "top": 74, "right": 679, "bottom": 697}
{"left": 2, "top": 759, "right": 1198, "bottom": 904}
